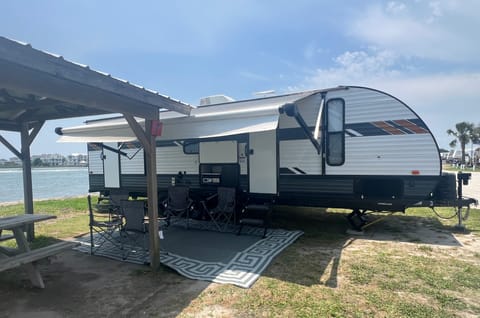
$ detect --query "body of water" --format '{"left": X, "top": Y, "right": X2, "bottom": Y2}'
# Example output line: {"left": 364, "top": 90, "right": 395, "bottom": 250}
{"left": 0, "top": 167, "right": 89, "bottom": 203}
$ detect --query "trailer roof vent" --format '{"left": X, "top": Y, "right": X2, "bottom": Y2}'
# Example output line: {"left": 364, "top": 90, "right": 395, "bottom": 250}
{"left": 199, "top": 95, "right": 235, "bottom": 106}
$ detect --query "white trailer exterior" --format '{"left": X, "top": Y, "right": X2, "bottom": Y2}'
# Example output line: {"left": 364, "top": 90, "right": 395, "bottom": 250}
{"left": 58, "top": 86, "right": 446, "bottom": 213}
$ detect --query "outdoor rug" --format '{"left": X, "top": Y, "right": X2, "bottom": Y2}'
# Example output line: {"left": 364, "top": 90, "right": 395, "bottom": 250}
{"left": 73, "top": 219, "right": 303, "bottom": 288}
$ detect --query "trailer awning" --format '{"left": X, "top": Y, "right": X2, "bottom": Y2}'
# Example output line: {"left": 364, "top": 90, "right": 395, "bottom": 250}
{"left": 57, "top": 111, "right": 279, "bottom": 142}
{"left": 57, "top": 91, "right": 316, "bottom": 142}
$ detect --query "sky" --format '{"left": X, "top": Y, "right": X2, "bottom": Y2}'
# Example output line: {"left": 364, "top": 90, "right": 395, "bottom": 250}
{"left": 1, "top": 0, "right": 479, "bottom": 159}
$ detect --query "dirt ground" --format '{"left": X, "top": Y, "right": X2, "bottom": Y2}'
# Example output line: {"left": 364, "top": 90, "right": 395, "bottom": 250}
{"left": 0, "top": 250, "right": 211, "bottom": 317}
{"left": 1, "top": 218, "right": 478, "bottom": 318}
{"left": 0, "top": 172, "right": 479, "bottom": 317}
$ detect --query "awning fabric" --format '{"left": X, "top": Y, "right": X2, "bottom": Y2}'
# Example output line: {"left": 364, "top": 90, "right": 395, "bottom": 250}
{"left": 57, "top": 91, "right": 315, "bottom": 143}
{"left": 58, "top": 110, "right": 279, "bottom": 143}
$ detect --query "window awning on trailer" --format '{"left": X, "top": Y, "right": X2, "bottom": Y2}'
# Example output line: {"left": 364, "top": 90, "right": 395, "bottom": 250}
{"left": 57, "top": 91, "right": 316, "bottom": 142}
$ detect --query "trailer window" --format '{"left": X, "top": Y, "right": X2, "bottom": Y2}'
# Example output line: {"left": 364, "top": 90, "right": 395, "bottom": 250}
{"left": 326, "top": 98, "right": 345, "bottom": 166}
{"left": 183, "top": 141, "right": 199, "bottom": 154}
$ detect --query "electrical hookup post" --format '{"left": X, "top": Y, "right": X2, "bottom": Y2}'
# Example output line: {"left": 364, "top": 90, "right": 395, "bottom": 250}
{"left": 455, "top": 172, "right": 478, "bottom": 231}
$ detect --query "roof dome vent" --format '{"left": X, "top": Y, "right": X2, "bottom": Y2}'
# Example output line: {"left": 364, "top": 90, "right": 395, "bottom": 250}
{"left": 199, "top": 94, "right": 235, "bottom": 106}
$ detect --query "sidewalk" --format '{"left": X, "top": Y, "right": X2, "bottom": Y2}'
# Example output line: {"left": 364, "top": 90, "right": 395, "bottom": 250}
{"left": 459, "top": 171, "right": 480, "bottom": 201}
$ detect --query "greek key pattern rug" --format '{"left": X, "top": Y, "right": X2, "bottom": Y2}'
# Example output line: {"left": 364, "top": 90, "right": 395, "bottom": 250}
{"left": 74, "top": 222, "right": 303, "bottom": 288}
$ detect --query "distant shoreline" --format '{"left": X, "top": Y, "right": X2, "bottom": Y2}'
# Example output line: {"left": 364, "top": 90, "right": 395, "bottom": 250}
{"left": 0, "top": 166, "right": 88, "bottom": 169}
{"left": 0, "top": 193, "right": 98, "bottom": 207}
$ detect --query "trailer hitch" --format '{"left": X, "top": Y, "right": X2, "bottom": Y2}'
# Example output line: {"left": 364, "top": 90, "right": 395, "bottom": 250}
{"left": 455, "top": 172, "right": 476, "bottom": 229}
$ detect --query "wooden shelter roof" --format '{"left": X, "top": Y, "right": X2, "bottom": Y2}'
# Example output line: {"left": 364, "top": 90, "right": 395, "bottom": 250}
{"left": 0, "top": 36, "right": 190, "bottom": 269}
{"left": 0, "top": 36, "right": 191, "bottom": 131}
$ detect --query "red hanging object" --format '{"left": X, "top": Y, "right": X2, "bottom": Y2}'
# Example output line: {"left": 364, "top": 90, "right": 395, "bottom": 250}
{"left": 150, "top": 120, "right": 163, "bottom": 136}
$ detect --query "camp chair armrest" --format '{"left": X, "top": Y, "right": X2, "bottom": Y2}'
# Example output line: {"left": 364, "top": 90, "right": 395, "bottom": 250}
{"left": 199, "top": 193, "right": 218, "bottom": 211}
{"left": 205, "top": 193, "right": 218, "bottom": 202}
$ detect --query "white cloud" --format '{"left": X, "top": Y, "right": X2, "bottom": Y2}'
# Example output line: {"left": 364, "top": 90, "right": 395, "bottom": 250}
{"left": 386, "top": 1, "right": 406, "bottom": 14}
{"left": 302, "top": 0, "right": 480, "bottom": 149}
{"left": 350, "top": 1, "right": 480, "bottom": 62}
{"left": 238, "top": 71, "right": 268, "bottom": 81}
{"left": 427, "top": 1, "right": 443, "bottom": 23}
{"left": 296, "top": 50, "right": 480, "bottom": 149}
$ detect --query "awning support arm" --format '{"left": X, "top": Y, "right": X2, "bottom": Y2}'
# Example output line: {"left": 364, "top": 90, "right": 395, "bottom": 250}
{"left": 280, "top": 103, "right": 322, "bottom": 154}
{"left": 99, "top": 143, "right": 142, "bottom": 160}
{"left": 101, "top": 143, "right": 129, "bottom": 158}
{"left": 313, "top": 93, "right": 326, "bottom": 140}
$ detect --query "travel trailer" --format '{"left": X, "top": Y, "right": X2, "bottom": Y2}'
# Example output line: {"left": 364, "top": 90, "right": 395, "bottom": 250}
{"left": 57, "top": 86, "right": 477, "bottom": 229}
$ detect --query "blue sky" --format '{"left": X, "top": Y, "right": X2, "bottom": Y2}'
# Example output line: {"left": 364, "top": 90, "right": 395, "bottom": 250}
{"left": 1, "top": 0, "right": 479, "bottom": 159}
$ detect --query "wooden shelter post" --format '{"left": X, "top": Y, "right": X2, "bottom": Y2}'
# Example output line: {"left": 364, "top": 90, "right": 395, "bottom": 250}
{"left": 124, "top": 114, "right": 160, "bottom": 270}
{"left": 21, "top": 121, "right": 44, "bottom": 241}
{"left": 21, "top": 124, "right": 33, "bottom": 241}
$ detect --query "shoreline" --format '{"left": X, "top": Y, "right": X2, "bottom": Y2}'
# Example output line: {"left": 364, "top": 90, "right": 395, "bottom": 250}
{"left": 0, "top": 193, "right": 98, "bottom": 207}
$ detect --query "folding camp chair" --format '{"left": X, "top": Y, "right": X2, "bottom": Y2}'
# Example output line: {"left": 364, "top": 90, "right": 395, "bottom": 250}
{"left": 88, "top": 194, "right": 124, "bottom": 255}
{"left": 163, "top": 186, "right": 194, "bottom": 228}
{"left": 201, "top": 187, "right": 237, "bottom": 232}
{"left": 119, "top": 200, "right": 148, "bottom": 261}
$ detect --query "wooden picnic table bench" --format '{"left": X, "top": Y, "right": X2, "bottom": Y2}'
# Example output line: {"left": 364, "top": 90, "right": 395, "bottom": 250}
{"left": 0, "top": 241, "right": 78, "bottom": 272}
{"left": 0, "top": 214, "right": 79, "bottom": 288}
{"left": 0, "top": 231, "right": 14, "bottom": 242}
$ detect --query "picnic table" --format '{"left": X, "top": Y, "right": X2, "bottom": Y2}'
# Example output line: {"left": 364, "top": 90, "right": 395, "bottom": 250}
{"left": 0, "top": 214, "right": 78, "bottom": 288}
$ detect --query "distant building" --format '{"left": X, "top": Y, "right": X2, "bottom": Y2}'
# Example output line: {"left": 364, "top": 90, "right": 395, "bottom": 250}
{"left": 1, "top": 153, "right": 87, "bottom": 167}
{"left": 66, "top": 153, "right": 88, "bottom": 166}
{"left": 8, "top": 157, "right": 22, "bottom": 165}
{"left": 31, "top": 153, "right": 65, "bottom": 166}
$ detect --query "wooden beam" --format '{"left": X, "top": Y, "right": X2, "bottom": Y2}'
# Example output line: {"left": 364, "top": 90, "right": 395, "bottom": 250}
{"left": 0, "top": 119, "right": 21, "bottom": 131}
{"left": 0, "top": 61, "right": 160, "bottom": 120}
{"left": 124, "top": 114, "right": 160, "bottom": 269}
{"left": 20, "top": 123, "right": 34, "bottom": 241}
{"left": 0, "top": 37, "right": 192, "bottom": 115}
{"left": 27, "top": 121, "right": 44, "bottom": 146}
{"left": 0, "top": 133, "right": 22, "bottom": 159}
{"left": 145, "top": 119, "right": 160, "bottom": 270}
{"left": 124, "top": 114, "right": 150, "bottom": 149}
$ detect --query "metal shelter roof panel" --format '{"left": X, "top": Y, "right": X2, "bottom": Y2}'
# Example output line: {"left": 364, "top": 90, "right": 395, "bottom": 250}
{"left": 0, "top": 36, "right": 192, "bottom": 131}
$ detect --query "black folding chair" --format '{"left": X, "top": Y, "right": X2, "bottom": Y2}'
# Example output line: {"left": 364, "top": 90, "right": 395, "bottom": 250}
{"left": 163, "top": 186, "right": 194, "bottom": 228}
{"left": 88, "top": 194, "right": 124, "bottom": 255}
{"left": 201, "top": 187, "right": 237, "bottom": 232}
{"left": 119, "top": 200, "right": 148, "bottom": 261}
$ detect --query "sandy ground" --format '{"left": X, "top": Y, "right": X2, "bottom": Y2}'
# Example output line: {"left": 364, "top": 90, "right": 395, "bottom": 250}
{"left": 461, "top": 171, "right": 480, "bottom": 202}
{"left": 0, "top": 251, "right": 210, "bottom": 317}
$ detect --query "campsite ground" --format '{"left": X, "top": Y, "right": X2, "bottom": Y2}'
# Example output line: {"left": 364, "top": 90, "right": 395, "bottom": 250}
{"left": 0, "top": 173, "right": 479, "bottom": 317}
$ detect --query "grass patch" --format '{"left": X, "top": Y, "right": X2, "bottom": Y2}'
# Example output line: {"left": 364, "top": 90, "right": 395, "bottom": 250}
{"left": 1, "top": 197, "right": 480, "bottom": 317}
{"left": 184, "top": 205, "right": 480, "bottom": 317}
{"left": 0, "top": 196, "right": 91, "bottom": 249}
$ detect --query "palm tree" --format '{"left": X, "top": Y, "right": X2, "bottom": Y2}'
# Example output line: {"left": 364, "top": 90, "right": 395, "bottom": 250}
{"left": 472, "top": 125, "right": 480, "bottom": 166}
{"left": 447, "top": 122, "right": 475, "bottom": 164}
{"left": 472, "top": 125, "right": 480, "bottom": 144}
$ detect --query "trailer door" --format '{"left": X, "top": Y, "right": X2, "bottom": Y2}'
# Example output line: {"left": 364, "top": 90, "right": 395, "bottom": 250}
{"left": 249, "top": 130, "right": 277, "bottom": 194}
{"left": 103, "top": 142, "right": 120, "bottom": 188}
